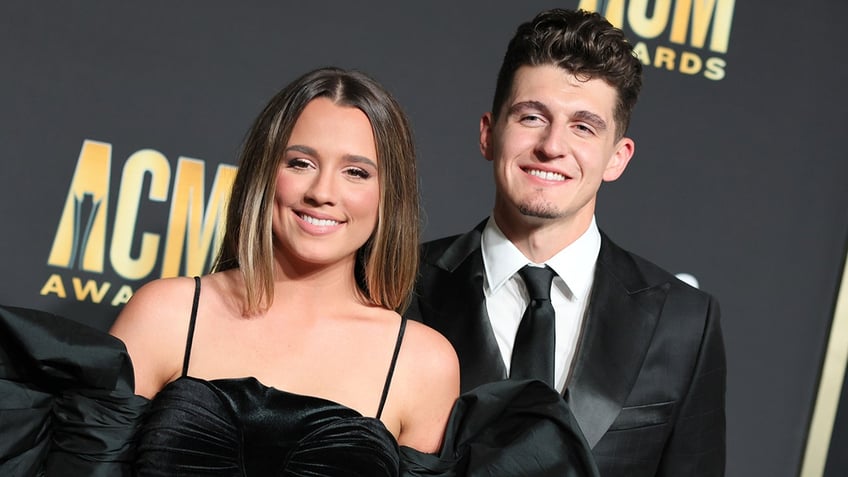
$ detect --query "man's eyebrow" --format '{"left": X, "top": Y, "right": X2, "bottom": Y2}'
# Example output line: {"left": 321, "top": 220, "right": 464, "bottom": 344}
{"left": 507, "top": 102, "right": 609, "bottom": 131}
{"left": 573, "top": 110, "right": 608, "bottom": 131}
{"left": 285, "top": 144, "right": 377, "bottom": 169}
{"left": 508, "top": 100, "right": 551, "bottom": 116}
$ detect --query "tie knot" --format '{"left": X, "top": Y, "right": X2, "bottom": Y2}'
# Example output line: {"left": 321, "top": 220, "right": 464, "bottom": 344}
{"left": 518, "top": 265, "right": 555, "bottom": 301}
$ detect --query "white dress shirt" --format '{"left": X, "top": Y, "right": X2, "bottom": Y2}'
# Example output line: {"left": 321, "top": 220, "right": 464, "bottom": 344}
{"left": 481, "top": 216, "right": 600, "bottom": 392}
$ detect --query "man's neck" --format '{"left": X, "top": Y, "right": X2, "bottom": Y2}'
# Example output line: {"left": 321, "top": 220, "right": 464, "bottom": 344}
{"left": 493, "top": 211, "right": 593, "bottom": 264}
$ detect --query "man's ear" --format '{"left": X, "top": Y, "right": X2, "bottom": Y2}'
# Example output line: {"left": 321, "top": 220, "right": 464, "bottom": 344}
{"left": 479, "top": 112, "right": 494, "bottom": 162}
{"left": 603, "top": 137, "right": 635, "bottom": 182}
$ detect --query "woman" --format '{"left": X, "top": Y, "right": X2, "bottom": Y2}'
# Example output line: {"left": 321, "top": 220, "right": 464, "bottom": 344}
{"left": 110, "top": 67, "right": 459, "bottom": 474}
{"left": 0, "top": 67, "right": 599, "bottom": 477}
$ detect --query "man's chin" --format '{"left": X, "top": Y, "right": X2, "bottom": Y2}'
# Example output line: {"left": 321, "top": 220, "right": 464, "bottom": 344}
{"left": 517, "top": 203, "right": 561, "bottom": 220}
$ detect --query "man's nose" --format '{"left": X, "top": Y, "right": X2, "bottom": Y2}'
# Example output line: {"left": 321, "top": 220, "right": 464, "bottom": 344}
{"left": 536, "top": 124, "right": 569, "bottom": 159}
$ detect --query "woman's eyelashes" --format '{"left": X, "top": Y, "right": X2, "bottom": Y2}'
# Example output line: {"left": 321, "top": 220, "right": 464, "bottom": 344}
{"left": 343, "top": 167, "right": 372, "bottom": 180}
{"left": 286, "top": 157, "right": 314, "bottom": 170}
{"left": 285, "top": 157, "right": 372, "bottom": 180}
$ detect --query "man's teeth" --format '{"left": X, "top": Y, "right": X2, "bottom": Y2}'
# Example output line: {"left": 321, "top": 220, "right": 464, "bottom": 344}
{"left": 528, "top": 169, "right": 566, "bottom": 181}
{"left": 301, "top": 214, "right": 339, "bottom": 226}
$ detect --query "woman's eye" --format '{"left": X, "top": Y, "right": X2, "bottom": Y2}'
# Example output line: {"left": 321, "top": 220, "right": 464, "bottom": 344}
{"left": 287, "top": 158, "right": 313, "bottom": 169}
{"left": 345, "top": 167, "right": 371, "bottom": 179}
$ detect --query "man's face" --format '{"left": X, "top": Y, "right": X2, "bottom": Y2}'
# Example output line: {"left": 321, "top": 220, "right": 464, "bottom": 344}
{"left": 481, "top": 64, "right": 634, "bottom": 236}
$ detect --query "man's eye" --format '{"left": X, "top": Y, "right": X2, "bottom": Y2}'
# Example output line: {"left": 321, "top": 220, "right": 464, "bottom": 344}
{"left": 521, "top": 115, "right": 543, "bottom": 123}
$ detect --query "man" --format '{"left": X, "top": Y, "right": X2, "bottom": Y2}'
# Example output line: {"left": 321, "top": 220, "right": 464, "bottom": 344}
{"left": 405, "top": 9, "right": 725, "bottom": 476}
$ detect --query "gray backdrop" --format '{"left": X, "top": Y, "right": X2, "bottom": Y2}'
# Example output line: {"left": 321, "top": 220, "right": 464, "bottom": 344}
{"left": 2, "top": 1, "right": 847, "bottom": 476}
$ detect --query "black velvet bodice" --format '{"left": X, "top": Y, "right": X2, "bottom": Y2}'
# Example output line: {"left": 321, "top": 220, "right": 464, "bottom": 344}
{"left": 135, "top": 376, "right": 399, "bottom": 476}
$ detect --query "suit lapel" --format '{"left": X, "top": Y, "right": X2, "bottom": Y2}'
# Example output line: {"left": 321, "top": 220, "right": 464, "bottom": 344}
{"left": 420, "top": 222, "right": 507, "bottom": 391}
{"left": 565, "top": 234, "right": 668, "bottom": 447}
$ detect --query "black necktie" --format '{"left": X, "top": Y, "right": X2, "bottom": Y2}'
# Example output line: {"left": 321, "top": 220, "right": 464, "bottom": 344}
{"left": 510, "top": 265, "right": 556, "bottom": 388}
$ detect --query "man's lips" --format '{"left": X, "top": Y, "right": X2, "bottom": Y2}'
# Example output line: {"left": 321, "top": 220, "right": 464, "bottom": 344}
{"left": 522, "top": 167, "right": 568, "bottom": 182}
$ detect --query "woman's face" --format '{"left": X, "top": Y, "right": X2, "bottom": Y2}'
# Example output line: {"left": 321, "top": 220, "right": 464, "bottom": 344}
{"left": 272, "top": 97, "right": 380, "bottom": 270}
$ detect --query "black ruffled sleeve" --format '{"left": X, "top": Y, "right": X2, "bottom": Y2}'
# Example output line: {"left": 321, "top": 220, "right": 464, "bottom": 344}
{"left": 400, "top": 379, "right": 600, "bottom": 477}
{"left": 0, "top": 305, "right": 149, "bottom": 476}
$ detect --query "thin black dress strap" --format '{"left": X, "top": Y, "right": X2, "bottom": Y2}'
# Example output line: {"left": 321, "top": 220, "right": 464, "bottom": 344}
{"left": 375, "top": 317, "right": 407, "bottom": 420}
{"left": 181, "top": 276, "right": 201, "bottom": 377}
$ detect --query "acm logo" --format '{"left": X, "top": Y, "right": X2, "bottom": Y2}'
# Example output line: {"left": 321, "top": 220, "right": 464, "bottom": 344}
{"left": 579, "top": 0, "right": 736, "bottom": 80}
{"left": 41, "top": 139, "right": 237, "bottom": 306}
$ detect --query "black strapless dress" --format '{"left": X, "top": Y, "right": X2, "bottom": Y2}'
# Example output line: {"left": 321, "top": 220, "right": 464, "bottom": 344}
{"left": 0, "top": 304, "right": 598, "bottom": 477}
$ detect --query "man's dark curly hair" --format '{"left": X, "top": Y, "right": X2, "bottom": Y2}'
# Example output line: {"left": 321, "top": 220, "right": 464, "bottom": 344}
{"left": 491, "top": 9, "right": 643, "bottom": 139}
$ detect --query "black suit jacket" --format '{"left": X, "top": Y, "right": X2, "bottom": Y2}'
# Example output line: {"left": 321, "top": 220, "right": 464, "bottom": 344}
{"left": 405, "top": 221, "right": 726, "bottom": 476}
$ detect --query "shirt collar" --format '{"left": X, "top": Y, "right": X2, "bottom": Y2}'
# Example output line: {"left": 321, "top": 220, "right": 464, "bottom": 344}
{"left": 481, "top": 216, "right": 601, "bottom": 300}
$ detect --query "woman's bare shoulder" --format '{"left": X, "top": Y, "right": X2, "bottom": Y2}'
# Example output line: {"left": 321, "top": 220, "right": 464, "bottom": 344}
{"left": 395, "top": 318, "right": 460, "bottom": 392}
{"left": 109, "top": 275, "right": 203, "bottom": 397}
{"left": 112, "top": 276, "right": 199, "bottom": 329}
{"left": 390, "top": 316, "right": 460, "bottom": 452}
